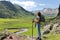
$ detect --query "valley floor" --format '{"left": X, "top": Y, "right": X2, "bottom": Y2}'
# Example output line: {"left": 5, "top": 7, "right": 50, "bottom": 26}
{"left": 0, "top": 17, "right": 60, "bottom": 40}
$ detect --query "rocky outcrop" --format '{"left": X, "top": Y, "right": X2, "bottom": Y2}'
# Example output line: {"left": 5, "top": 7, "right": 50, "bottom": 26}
{"left": 42, "top": 23, "right": 60, "bottom": 35}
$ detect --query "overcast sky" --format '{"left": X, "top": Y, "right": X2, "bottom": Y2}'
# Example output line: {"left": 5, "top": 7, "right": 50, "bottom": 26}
{"left": 0, "top": 0, "right": 60, "bottom": 11}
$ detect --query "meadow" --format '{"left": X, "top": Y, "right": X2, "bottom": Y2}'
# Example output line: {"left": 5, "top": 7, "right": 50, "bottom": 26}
{"left": 0, "top": 17, "right": 60, "bottom": 40}
{"left": 0, "top": 17, "right": 38, "bottom": 36}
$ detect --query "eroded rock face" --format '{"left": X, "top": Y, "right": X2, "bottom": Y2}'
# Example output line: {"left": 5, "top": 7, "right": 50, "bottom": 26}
{"left": 42, "top": 23, "right": 60, "bottom": 35}
{"left": 53, "top": 23, "right": 60, "bottom": 34}
{"left": 42, "top": 25, "right": 50, "bottom": 34}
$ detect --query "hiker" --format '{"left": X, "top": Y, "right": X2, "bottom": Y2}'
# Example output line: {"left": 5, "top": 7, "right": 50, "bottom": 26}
{"left": 32, "top": 12, "right": 45, "bottom": 40}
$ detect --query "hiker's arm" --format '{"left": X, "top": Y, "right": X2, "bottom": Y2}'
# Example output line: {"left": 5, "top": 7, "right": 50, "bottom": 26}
{"left": 35, "top": 18, "right": 40, "bottom": 23}
{"left": 34, "top": 18, "right": 40, "bottom": 23}
{"left": 32, "top": 16, "right": 40, "bottom": 23}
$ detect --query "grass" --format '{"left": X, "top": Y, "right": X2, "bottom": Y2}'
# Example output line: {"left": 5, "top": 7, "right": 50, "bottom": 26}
{"left": 0, "top": 17, "right": 34, "bottom": 34}
{"left": 0, "top": 17, "right": 43, "bottom": 35}
{"left": 8, "top": 29, "right": 19, "bottom": 33}
{"left": 0, "top": 17, "right": 60, "bottom": 40}
{"left": 44, "top": 33, "right": 60, "bottom": 40}
{"left": 0, "top": 18, "right": 32, "bottom": 28}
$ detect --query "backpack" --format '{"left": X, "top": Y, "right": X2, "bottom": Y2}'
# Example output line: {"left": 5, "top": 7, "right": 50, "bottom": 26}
{"left": 40, "top": 15, "right": 45, "bottom": 22}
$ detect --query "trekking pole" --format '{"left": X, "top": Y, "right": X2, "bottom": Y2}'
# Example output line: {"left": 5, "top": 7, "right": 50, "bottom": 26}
{"left": 32, "top": 22, "right": 33, "bottom": 40}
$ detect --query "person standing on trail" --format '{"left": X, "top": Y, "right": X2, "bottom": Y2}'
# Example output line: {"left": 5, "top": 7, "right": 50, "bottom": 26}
{"left": 32, "top": 12, "right": 45, "bottom": 40}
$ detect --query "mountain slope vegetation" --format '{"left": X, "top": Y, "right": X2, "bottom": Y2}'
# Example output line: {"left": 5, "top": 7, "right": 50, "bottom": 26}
{"left": 0, "top": 1, "right": 33, "bottom": 18}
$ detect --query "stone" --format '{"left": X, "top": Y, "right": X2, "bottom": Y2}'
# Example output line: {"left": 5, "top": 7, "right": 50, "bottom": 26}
{"left": 43, "top": 23, "right": 60, "bottom": 35}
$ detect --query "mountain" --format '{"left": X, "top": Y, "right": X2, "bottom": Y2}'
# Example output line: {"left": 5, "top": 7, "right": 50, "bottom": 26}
{"left": 33, "top": 8, "right": 58, "bottom": 18}
{"left": 0, "top": 1, "right": 33, "bottom": 18}
{"left": 41, "top": 8, "right": 58, "bottom": 17}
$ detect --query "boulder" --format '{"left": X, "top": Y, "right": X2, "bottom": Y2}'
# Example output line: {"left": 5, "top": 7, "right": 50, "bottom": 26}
{"left": 42, "top": 23, "right": 60, "bottom": 35}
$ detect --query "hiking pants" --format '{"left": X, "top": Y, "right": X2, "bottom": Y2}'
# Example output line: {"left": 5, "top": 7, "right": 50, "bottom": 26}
{"left": 36, "top": 23, "right": 41, "bottom": 38}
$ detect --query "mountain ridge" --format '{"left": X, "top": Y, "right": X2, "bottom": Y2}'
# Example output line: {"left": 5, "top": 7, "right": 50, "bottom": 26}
{"left": 33, "top": 8, "right": 58, "bottom": 17}
{"left": 0, "top": 1, "right": 33, "bottom": 18}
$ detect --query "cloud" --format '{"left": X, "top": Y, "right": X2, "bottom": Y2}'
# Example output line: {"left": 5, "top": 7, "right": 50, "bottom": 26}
{"left": 10, "top": 0, "right": 48, "bottom": 11}
{"left": 11, "top": 1, "right": 37, "bottom": 11}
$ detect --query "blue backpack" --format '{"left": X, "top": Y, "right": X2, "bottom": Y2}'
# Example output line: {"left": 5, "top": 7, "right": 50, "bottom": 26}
{"left": 40, "top": 15, "right": 45, "bottom": 22}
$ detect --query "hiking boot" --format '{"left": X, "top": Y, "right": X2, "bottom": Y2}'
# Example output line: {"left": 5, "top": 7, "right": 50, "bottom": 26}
{"left": 39, "top": 38, "right": 42, "bottom": 40}
{"left": 36, "top": 37, "right": 42, "bottom": 40}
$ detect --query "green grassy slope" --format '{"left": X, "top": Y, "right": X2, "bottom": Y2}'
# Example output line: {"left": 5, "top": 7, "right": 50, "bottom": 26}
{"left": 0, "top": 1, "right": 33, "bottom": 18}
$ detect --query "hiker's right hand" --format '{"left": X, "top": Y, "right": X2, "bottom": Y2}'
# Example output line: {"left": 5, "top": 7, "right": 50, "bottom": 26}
{"left": 32, "top": 19, "right": 34, "bottom": 23}
{"left": 34, "top": 18, "right": 40, "bottom": 23}
{"left": 32, "top": 21, "right": 34, "bottom": 23}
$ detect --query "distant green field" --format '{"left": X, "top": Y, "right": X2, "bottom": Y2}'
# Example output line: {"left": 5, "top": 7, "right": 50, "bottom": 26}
{"left": 0, "top": 17, "right": 33, "bottom": 28}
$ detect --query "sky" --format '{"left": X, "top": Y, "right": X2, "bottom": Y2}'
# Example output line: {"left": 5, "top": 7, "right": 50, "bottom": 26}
{"left": 1, "top": 0, "right": 60, "bottom": 11}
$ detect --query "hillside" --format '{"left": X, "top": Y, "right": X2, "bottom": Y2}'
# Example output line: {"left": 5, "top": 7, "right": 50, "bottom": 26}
{"left": 0, "top": 1, "right": 33, "bottom": 18}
